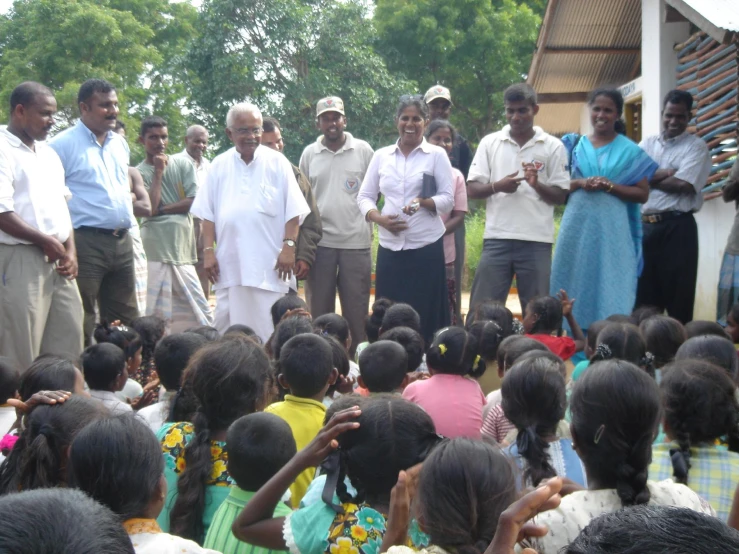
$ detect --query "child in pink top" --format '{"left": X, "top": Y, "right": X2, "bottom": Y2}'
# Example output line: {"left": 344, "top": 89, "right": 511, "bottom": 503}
{"left": 402, "top": 327, "right": 486, "bottom": 438}
{"left": 426, "top": 121, "right": 468, "bottom": 326}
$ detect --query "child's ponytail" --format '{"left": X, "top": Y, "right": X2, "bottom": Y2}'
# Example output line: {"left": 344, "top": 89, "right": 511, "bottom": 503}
{"left": 515, "top": 425, "right": 557, "bottom": 486}
{"left": 426, "top": 327, "right": 487, "bottom": 378}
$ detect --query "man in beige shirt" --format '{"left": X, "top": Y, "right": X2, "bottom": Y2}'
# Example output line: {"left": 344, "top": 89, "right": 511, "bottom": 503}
{"left": 299, "top": 97, "right": 374, "bottom": 355}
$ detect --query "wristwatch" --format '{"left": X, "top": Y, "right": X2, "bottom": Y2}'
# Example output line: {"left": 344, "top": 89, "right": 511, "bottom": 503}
{"left": 283, "top": 239, "right": 296, "bottom": 248}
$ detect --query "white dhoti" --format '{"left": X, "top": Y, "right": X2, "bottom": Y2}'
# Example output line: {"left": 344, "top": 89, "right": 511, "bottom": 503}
{"left": 146, "top": 261, "right": 213, "bottom": 333}
{"left": 214, "top": 286, "right": 283, "bottom": 343}
{"left": 129, "top": 223, "right": 148, "bottom": 315}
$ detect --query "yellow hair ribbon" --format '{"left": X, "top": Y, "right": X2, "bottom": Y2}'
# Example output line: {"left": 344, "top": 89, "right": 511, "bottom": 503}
{"left": 474, "top": 355, "right": 481, "bottom": 366}
{"left": 438, "top": 344, "right": 447, "bottom": 356}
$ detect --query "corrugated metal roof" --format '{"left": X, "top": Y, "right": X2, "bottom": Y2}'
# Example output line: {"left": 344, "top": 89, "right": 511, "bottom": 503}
{"left": 679, "top": 0, "right": 739, "bottom": 33}
{"left": 534, "top": 52, "right": 640, "bottom": 93}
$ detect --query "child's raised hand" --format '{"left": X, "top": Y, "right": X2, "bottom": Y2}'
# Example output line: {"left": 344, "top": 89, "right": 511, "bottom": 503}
{"left": 335, "top": 374, "right": 356, "bottom": 395}
{"left": 557, "top": 289, "right": 575, "bottom": 317}
{"left": 486, "top": 477, "right": 562, "bottom": 554}
{"left": 381, "top": 470, "right": 414, "bottom": 552}
{"left": 297, "top": 407, "right": 361, "bottom": 468}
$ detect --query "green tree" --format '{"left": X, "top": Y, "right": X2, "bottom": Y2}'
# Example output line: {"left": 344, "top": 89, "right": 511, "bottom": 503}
{"left": 186, "top": 0, "right": 415, "bottom": 162}
{"left": 374, "top": 0, "right": 540, "bottom": 141}
{"left": 0, "top": 0, "right": 197, "bottom": 162}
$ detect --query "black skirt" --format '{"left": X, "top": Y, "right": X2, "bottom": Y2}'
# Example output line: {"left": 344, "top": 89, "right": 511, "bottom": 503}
{"left": 376, "top": 238, "right": 450, "bottom": 345}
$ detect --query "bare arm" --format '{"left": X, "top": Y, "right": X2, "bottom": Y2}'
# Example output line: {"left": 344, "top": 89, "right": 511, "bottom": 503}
{"left": 650, "top": 174, "right": 696, "bottom": 195}
{"left": 610, "top": 177, "right": 649, "bottom": 203}
{"left": 129, "top": 167, "right": 152, "bottom": 217}
{"left": 201, "top": 219, "right": 219, "bottom": 283}
{"left": 0, "top": 212, "right": 65, "bottom": 261}
{"left": 444, "top": 210, "right": 466, "bottom": 235}
{"left": 467, "top": 179, "right": 493, "bottom": 199}
{"left": 160, "top": 197, "right": 194, "bottom": 215}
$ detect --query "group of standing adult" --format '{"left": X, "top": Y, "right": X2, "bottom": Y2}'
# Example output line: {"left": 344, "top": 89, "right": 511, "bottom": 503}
{"left": 0, "top": 76, "right": 723, "bottom": 368}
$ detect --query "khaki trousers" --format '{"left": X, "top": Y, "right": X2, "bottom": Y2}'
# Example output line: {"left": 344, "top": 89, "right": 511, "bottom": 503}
{"left": 0, "top": 243, "right": 83, "bottom": 369}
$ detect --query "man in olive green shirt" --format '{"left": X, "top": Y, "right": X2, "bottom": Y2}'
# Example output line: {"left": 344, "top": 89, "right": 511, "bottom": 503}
{"left": 137, "top": 116, "right": 213, "bottom": 331}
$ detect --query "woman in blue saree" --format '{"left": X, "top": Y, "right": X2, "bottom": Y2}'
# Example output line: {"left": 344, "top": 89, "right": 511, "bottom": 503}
{"left": 551, "top": 89, "right": 658, "bottom": 332}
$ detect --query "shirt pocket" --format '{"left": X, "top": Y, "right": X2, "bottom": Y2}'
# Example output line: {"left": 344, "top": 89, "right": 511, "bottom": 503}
{"left": 343, "top": 171, "right": 363, "bottom": 196}
{"left": 255, "top": 182, "right": 279, "bottom": 217}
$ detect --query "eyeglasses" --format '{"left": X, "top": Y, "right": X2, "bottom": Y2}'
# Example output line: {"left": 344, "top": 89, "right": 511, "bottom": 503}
{"left": 231, "top": 127, "right": 263, "bottom": 137}
{"left": 399, "top": 94, "right": 424, "bottom": 103}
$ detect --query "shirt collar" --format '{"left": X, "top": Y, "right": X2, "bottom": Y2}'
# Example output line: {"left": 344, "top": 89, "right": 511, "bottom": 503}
{"left": 181, "top": 148, "right": 208, "bottom": 167}
{"left": 501, "top": 125, "right": 545, "bottom": 145}
{"left": 284, "top": 394, "right": 328, "bottom": 411}
{"left": 232, "top": 144, "right": 262, "bottom": 165}
{"left": 0, "top": 126, "right": 35, "bottom": 152}
{"left": 659, "top": 131, "right": 690, "bottom": 145}
{"left": 122, "top": 519, "right": 162, "bottom": 535}
{"left": 76, "top": 120, "right": 113, "bottom": 146}
{"left": 317, "top": 132, "right": 355, "bottom": 153}
{"left": 391, "top": 137, "right": 432, "bottom": 155}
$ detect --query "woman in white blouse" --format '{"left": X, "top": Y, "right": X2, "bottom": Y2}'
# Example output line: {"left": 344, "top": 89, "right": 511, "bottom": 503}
{"left": 357, "top": 95, "right": 454, "bottom": 343}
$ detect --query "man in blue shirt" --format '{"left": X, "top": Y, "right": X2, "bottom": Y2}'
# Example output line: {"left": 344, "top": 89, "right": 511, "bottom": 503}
{"left": 50, "top": 79, "right": 138, "bottom": 343}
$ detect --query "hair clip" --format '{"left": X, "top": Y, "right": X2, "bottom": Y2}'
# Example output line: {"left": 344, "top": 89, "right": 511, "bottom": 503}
{"left": 642, "top": 352, "right": 655, "bottom": 366}
{"left": 438, "top": 344, "right": 447, "bottom": 356}
{"left": 593, "top": 424, "right": 606, "bottom": 445}
{"left": 474, "top": 355, "right": 481, "bottom": 366}
{"left": 595, "top": 343, "right": 613, "bottom": 359}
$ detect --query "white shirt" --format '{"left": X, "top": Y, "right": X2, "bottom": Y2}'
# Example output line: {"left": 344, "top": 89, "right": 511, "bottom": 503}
{"left": 357, "top": 139, "right": 454, "bottom": 251}
{"left": 89, "top": 389, "right": 133, "bottom": 415}
{"left": 191, "top": 145, "right": 310, "bottom": 293}
{"left": 468, "top": 125, "right": 570, "bottom": 243}
{"left": 299, "top": 132, "right": 374, "bottom": 249}
{"left": 137, "top": 390, "right": 175, "bottom": 433}
{"left": 640, "top": 132, "right": 711, "bottom": 214}
{"left": 173, "top": 149, "right": 211, "bottom": 189}
{"left": 0, "top": 127, "right": 72, "bottom": 245}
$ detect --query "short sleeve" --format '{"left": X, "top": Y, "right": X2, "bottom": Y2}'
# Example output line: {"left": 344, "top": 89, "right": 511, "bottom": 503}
{"left": 452, "top": 170, "right": 468, "bottom": 212}
{"left": 467, "top": 136, "right": 493, "bottom": 183}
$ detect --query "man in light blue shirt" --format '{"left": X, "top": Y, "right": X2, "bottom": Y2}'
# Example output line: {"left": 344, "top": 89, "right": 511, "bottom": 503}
{"left": 50, "top": 79, "right": 138, "bottom": 343}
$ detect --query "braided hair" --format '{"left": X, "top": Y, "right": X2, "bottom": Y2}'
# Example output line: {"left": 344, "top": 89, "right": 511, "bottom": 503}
{"left": 639, "top": 315, "right": 686, "bottom": 369}
{"left": 570, "top": 360, "right": 661, "bottom": 506}
{"left": 591, "top": 323, "right": 654, "bottom": 377}
{"left": 524, "top": 296, "right": 563, "bottom": 336}
{"left": 660, "top": 360, "right": 739, "bottom": 485}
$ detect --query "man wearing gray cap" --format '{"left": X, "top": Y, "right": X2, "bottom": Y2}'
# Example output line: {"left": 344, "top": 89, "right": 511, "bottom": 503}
{"left": 299, "top": 97, "right": 374, "bottom": 356}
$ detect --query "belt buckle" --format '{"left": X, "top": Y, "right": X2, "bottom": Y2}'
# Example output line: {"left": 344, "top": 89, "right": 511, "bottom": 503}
{"left": 112, "top": 228, "right": 122, "bottom": 237}
{"left": 647, "top": 214, "right": 659, "bottom": 224}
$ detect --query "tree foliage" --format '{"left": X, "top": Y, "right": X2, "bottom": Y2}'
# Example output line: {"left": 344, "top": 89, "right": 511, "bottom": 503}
{"left": 0, "top": 0, "right": 197, "bottom": 162}
{"left": 374, "top": 0, "right": 540, "bottom": 141}
{"left": 186, "top": 0, "right": 416, "bottom": 162}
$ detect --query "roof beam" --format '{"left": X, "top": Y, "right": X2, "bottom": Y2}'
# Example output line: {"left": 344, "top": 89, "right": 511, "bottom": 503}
{"left": 537, "top": 92, "right": 589, "bottom": 103}
{"left": 543, "top": 47, "right": 641, "bottom": 55}
{"left": 527, "top": 0, "right": 561, "bottom": 85}
{"left": 665, "top": 0, "right": 735, "bottom": 44}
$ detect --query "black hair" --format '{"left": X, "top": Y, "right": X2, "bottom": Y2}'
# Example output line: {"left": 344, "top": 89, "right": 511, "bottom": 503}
{"left": 77, "top": 78, "right": 115, "bottom": 106}
{"left": 169, "top": 336, "right": 273, "bottom": 542}
{"left": 605, "top": 313, "right": 631, "bottom": 323}
{"left": 417, "top": 438, "right": 516, "bottom": 554}
{"left": 515, "top": 349, "right": 566, "bottom": 377}
{"left": 226, "top": 412, "right": 297, "bottom": 491}
{"left": 0, "top": 356, "right": 21, "bottom": 403}
{"left": 467, "top": 320, "right": 505, "bottom": 364}
{"left": 19, "top": 355, "right": 80, "bottom": 401}
{"left": 525, "top": 296, "right": 563, "bottom": 335}
{"left": 396, "top": 94, "right": 429, "bottom": 120}
{"left": 131, "top": 315, "right": 166, "bottom": 367}
{"left": 366, "top": 298, "right": 394, "bottom": 343}
{"left": 10, "top": 81, "right": 53, "bottom": 111}
{"left": 69, "top": 415, "right": 163, "bottom": 521}
{"left": 424, "top": 119, "right": 457, "bottom": 143}
{"left": 81, "top": 343, "right": 126, "bottom": 391}
{"left": 630, "top": 305, "right": 662, "bottom": 326}
{"left": 502, "top": 357, "right": 566, "bottom": 486}
{"left": 590, "top": 322, "right": 653, "bottom": 377}
{"left": 378, "top": 326, "right": 425, "bottom": 372}
{"left": 270, "top": 316, "right": 313, "bottom": 361}
{"left": 154, "top": 333, "right": 207, "bottom": 391}
{"left": 270, "top": 295, "right": 307, "bottom": 327}
{"left": 140, "top": 115, "right": 167, "bottom": 138}
{"left": 565, "top": 505, "right": 739, "bottom": 554}
{"left": 570, "top": 360, "right": 662, "bottom": 506}
{"left": 168, "top": 370, "right": 198, "bottom": 424}
{"left": 333, "top": 396, "right": 440, "bottom": 506}
{"left": 427, "top": 327, "right": 486, "bottom": 378}
{"left": 684, "top": 320, "right": 731, "bottom": 340}
{"left": 319, "top": 334, "right": 350, "bottom": 398}
{"left": 663, "top": 89, "right": 694, "bottom": 112}
{"left": 381, "top": 303, "right": 421, "bottom": 334}
{"left": 93, "top": 321, "right": 142, "bottom": 362}
{"left": 661, "top": 360, "right": 739, "bottom": 485}
{"left": 639, "top": 315, "right": 686, "bottom": 369}
{"left": 224, "top": 324, "right": 262, "bottom": 344}
{"left": 504, "top": 83, "right": 538, "bottom": 106}
{"left": 501, "top": 337, "right": 548, "bottom": 371}
{"left": 358, "top": 341, "right": 408, "bottom": 393}
{"left": 262, "top": 116, "right": 282, "bottom": 133}
{"left": 278, "top": 334, "right": 333, "bottom": 397}
{"left": 0, "top": 396, "right": 108, "bottom": 494}
{"left": 0, "top": 488, "right": 135, "bottom": 554}
{"left": 585, "top": 320, "right": 609, "bottom": 353}
{"left": 184, "top": 325, "right": 221, "bottom": 342}
{"left": 589, "top": 88, "right": 624, "bottom": 116}
{"left": 466, "top": 301, "right": 514, "bottom": 337}
{"left": 675, "top": 334, "right": 739, "bottom": 378}
{"left": 730, "top": 302, "right": 739, "bottom": 327}
{"left": 313, "top": 313, "right": 350, "bottom": 345}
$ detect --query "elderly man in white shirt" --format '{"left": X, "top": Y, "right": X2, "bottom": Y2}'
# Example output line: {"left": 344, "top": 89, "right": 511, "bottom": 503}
{"left": 191, "top": 104, "right": 310, "bottom": 342}
{"left": 0, "top": 82, "right": 83, "bottom": 368}
{"left": 636, "top": 89, "right": 711, "bottom": 324}
{"left": 357, "top": 95, "right": 454, "bottom": 343}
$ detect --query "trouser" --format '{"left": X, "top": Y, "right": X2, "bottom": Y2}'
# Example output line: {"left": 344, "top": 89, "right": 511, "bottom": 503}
{"left": 0, "top": 244, "right": 84, "bottom": 368}
{"left": 193, "top": 217, "right": 210, "bottom": 299}
{"left": 305, "top": 246, "right": 371, "bottom": 357}
{"left": 469, "top": 239, "right": 552, "bottom": 317}
{"left": 453, "top": 223, "right": 465, "bottom": 325}
{"left": 75, "top": 228, "right": 139, "bottom": 345}
{"left": 214, "top": 286, "right": 282, "bottom": 344}
{"left": 636, "top": 214, "right": 698, "bottom": 324}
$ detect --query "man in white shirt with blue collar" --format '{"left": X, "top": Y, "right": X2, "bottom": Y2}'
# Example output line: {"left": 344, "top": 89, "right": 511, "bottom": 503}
{"left": 0, "top": 82, "right": 83, "bottom": 368}
{"left": 191, "top": 103, "right": 309, "bottom": 342}
{"left": 636, "top": 89, "right": 711, "bottom": 324}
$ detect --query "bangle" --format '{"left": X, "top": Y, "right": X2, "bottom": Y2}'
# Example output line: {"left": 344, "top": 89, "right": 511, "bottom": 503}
{"left": 366, "top": 209, "right": 379, "bottom": 222}
{"left": 491, "top": 182, "right": 496, "bottom": 194}
{"left": 203, "top": 247, "right": 214, "bottom": 252}
{"left": 607, "top": 183, "right": 614, "bottom": 193}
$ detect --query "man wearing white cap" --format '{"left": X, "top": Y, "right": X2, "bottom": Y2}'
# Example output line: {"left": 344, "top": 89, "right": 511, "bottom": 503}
{"left": 424, "top": 85, "right": 473, "bottom": 323}
{"left": 299, "top": 97, "right": 374, "bottom": 356}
